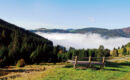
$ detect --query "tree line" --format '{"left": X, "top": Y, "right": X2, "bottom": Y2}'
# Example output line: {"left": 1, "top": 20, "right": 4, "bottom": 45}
{"left": 111, "top": 44, "right": 130, "bottom": 57}
{"left": 55, "top": 45, "right": 110, "bottom": 62}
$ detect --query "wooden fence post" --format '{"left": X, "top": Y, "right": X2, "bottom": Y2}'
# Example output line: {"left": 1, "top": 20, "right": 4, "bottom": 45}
{"left": 74, "top": 56, "right": 77, "bottom": 69}
{"left": 100, "top": 57, "right": 105, "bottom": 69}
{"left": 103, "top": 57, "right": 105, "bottom": 68}
{"left": 88, "top": 56, "right": 91, "bottom": 68}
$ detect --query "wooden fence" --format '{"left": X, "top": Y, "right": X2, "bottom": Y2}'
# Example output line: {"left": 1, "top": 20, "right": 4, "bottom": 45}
{"left": 68, "top": 56, "right": 106, "bottom": 69}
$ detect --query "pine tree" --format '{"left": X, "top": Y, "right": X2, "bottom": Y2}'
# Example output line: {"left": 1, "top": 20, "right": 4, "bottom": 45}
{"left": 97, "top": 45, "right": 105, "bottom": 57}
{"left": 88, "top": 49, "right": 92, "bottom": 57}
{"left": 104, "top": 49, "right": 110, "bottom": 57}
{"left": 122, "top": 47, "right": 127, "bottom": 56}
{"left": 0, "top": 46, "right": 8, "bottom": 66}
{"left": 112, "top": 48, "right": 119, "bottom": 57}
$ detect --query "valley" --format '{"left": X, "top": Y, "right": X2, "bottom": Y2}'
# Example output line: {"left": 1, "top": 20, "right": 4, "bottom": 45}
{"left": 0, "top": 19, "right": 130, "bottom": 80}
{"left": 1, "top": 0, "right": 130, "bottom": 80}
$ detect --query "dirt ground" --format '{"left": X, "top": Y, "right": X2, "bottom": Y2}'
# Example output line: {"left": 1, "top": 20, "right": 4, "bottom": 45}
{"left": 0, "top": 63, "right": 65, "bottom": 80}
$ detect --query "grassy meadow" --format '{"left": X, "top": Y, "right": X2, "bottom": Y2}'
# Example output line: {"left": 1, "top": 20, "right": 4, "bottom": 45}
{"left": 1, "top": 58, "right": 130, "bottom": 80}
{"left": 40, "top": 61, "right": 130, "bottom": 80}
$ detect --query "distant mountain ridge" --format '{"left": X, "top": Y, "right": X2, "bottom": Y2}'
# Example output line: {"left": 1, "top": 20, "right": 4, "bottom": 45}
{"left": 32, "top": 27, "right": 130, "bottom": 38}
{"left": 122, "top": 27, "right": 130, "bottom": 34}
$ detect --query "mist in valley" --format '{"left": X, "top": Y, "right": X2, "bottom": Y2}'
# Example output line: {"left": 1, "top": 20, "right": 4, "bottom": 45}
{"left": 36, "top": 32, "right": 130, "bottom": 50}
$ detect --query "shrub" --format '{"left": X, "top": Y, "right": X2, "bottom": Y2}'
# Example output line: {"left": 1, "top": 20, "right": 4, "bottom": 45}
{"left": 16, "top": 59, "right": 25, "bottom": 67}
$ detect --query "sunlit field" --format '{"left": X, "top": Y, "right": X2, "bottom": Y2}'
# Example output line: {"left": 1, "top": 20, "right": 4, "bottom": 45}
{"left": 40, "top": 62, "right": 130, "bottom": 80}
{"left": 0, "top": 58, "right": 130, "bottom": 80}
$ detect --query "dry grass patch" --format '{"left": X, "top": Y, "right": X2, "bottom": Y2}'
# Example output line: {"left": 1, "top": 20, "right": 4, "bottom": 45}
{"left": 0, "top": 63, "right": 65, "bottom": 80}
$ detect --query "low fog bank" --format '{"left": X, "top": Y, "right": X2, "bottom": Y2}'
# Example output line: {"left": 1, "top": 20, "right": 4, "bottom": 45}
{"left": 36, "top": 32, "right": 130, "bottom": 50}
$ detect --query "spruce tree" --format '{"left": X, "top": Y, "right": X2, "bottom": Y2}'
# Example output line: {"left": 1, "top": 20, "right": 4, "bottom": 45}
{"left": 122, "top": 47, "right": 127, "bottom": 56}
{"left": 112, "top": 48, "right": 119, "bottom": 57}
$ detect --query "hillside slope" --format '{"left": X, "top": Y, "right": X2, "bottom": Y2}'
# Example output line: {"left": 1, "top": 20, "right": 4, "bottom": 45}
{"left": 111, "top": 42, "right": 130, "bottom": 56}
{"left": 0, "top": 19, "right": 54, "bottom": 66}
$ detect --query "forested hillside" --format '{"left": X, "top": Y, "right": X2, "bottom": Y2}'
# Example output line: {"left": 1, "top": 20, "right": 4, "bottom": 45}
{"left": 126, "top": 42, "right": 130, "bottom": 47}
{"left": 0, "top": 19, "right": 54, "bottom": 66}
{"left": 111, "top": 42, "right": 130, "bottom": 57}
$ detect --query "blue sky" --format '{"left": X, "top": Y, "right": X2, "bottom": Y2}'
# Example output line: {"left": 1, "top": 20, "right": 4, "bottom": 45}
{"left": 0, "top": 0, "right": 130, "bottom": 29}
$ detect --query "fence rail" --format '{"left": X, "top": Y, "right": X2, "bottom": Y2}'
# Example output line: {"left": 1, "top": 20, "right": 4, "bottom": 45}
{"left": 68, "top": 56, "right": 107, "bottom": 69}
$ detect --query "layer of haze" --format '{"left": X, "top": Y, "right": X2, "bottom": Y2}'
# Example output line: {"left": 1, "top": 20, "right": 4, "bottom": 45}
{"left": 36, "top": 32, "right": 130, "bottom": 50}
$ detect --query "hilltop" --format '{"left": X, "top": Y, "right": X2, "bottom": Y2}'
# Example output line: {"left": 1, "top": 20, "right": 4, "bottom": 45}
{"left": 32, "top": 27, "right": 130, "bottom": 38}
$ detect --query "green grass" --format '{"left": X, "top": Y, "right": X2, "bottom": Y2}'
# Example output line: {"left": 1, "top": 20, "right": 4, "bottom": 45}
{"left": 40, "top": 62, "right": 130, "bottom": 80}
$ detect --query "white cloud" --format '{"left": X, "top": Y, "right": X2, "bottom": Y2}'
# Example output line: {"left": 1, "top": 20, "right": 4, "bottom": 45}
{"left": 36, "top": 32, "right": 130, "bottom": 50}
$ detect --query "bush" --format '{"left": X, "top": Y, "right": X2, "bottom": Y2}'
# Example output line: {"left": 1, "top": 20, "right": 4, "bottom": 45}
{"left": 16, "top": 59, "right": 25, "bottom": 67}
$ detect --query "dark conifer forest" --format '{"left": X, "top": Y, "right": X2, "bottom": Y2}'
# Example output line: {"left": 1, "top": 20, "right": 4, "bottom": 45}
{"left": 0, "top": 19, "right": 54, "bottom": 66}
